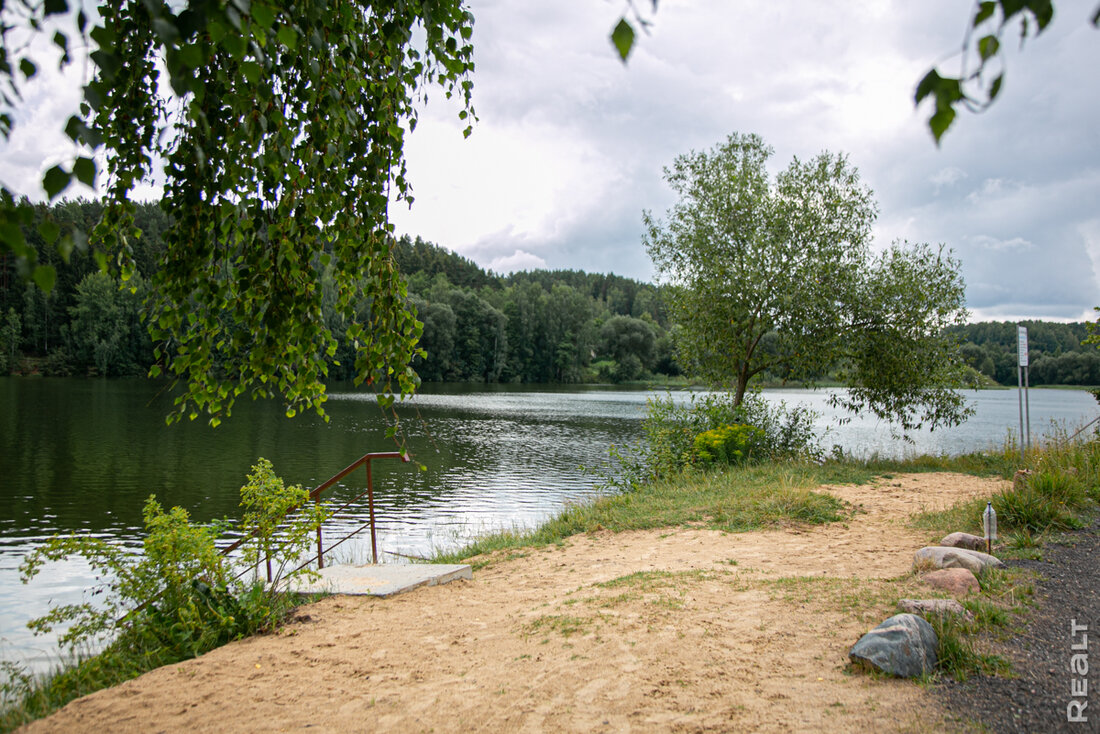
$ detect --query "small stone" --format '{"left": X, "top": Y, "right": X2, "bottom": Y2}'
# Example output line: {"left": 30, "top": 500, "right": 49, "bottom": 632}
{"left": 849, "top": 613, "right": 938, "bottom": 678}
{"left": 939, "top": 532, "right": 988, "bottom": 552}
{"left": 921, "top": 568, "right": 980, "bottom": 596}
{"left": 914, "top": 546, "right": 1005, "bottom": 575}
{"left": 897, "top": 598, "right": 974, "bottom": 621}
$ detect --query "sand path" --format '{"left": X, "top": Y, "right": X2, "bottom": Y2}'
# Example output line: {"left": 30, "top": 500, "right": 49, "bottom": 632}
{"left": 21, "top": 472, "right": 1006, "bottom": 733}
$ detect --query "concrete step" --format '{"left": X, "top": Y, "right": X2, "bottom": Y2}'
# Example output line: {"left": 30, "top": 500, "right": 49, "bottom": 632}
{"left": 284, "top": 563, "right": 472, "bottom": 597}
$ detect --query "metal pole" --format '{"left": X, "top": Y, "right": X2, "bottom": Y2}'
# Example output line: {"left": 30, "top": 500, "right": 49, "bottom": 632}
{"left": 316, "top": 494, "right": 324, "bottom": 569}
{"left": 367, "top": 460, "right": 378, "bottom": 564}
{"left": 1024, "top": 364, "right": 1031, "bottom": 451}
{"left": 1018, "top": 365, "right": 1025, "bottom": 461}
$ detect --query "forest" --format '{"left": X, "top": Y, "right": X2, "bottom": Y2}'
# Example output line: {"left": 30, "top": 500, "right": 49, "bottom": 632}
{"left": 0, "top": 200, "right": 676, "bottom": 384}
{"left": 1, "top": 200, "right": 1098, "bottom": 388}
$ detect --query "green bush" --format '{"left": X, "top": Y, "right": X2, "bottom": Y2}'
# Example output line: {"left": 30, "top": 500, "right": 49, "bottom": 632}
{"left": 693, "top": 424, "right": 765, "bottom": 466}
{"left": 4, "top": 458, "right": 328, "bottom": 730}
{"left": 598, "top": 390, "right": 820, "bottom": 491}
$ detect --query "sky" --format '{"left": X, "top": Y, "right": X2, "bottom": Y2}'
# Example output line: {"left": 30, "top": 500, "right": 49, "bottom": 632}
{"left": 2, "top": 1, "right": 1099, "bottom": 322}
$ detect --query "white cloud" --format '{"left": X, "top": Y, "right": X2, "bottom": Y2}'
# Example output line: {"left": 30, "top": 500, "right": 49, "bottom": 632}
{"left": 967, "top": 235, "right": 1034, "bottom": 252}
{"left": 1082, "top": 219, "right": 1100, "bottom": 297}
{"left": 488, "top": 249, "right": 547, "bottom": 274}
{"left": 930, "top": 166, "right": 967, "bottom": 190}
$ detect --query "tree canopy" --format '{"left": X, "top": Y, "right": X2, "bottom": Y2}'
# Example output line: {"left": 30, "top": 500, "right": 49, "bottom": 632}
{"left": 0, "top": 0, "right": 475, "bottom": 424}
{"left": 644, "top": 132, "right": 973, "bottom": 433}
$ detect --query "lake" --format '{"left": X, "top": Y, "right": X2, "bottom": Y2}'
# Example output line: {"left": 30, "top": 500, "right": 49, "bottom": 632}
{"left": 1, "top": 378, "right": 1097, "bottom": 676}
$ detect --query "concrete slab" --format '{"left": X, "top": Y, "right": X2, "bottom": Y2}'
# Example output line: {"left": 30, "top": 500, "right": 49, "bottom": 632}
{"left": 285, "top": 563, "right": 472, "bottom": 598}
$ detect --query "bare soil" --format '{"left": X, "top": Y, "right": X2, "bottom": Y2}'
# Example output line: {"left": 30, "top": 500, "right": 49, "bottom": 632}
{"left": 20, "top": 472, "right": 1007, "bottom": 733}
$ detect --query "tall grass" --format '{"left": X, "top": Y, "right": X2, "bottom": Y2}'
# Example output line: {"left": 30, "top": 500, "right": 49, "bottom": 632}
{"left": 910, "top": 430, "right": 1100, "bottom": 538}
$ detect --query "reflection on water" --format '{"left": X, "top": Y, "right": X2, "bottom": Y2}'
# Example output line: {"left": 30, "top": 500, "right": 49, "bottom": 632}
{"left": 1, "top": 379, "right": 1097, "bottom": 675}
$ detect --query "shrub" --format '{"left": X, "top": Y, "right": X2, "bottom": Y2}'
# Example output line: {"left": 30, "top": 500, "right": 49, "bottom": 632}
{"left": 6, "top": 458, "right": 328, "bottom": 728}
{"left": 598, "top": 389, "right": 820, "bottom": 491}
{"left": 693, "top": 424, "right": 765, "bottom": 466}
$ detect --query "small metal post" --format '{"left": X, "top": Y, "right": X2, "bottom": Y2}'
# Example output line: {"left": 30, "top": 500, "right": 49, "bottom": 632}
{"left": 367, "top": 459, "right": 378, "bottom": 564}
{"left": 1018, "top": 365, "right": 1025, "bottom": 460}
{"left": 1024, "top": 365, "right": 1031, "bottom": 451}
{"left": 316, "top": 493, "right": 324, "bottom": 569}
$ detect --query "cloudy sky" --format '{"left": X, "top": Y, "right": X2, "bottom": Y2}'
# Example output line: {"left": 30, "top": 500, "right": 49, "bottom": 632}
{"left": 388, "top": 0, "right": 1100, "bottom": 322}
{"left": 3, "top": 1, "right": 1098, "bottom": 322}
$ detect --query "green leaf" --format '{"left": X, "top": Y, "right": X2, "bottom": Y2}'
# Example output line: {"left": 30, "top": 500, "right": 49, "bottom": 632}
{"left": 914, "top": 69, "right": 941, "bottom": 105}
{"left": 32, "top": 265, "right": 56, "bottom": 292}
{"left": 42, "top": 165, "right": 71, "bottom": 200}
{"left": 241, "top": 61, "right": 261, "bottom": 85}
{"left": 610, "top": 18, "right": 635, "bottom": 62}
{"left": 91, "top": 49, "right": 122, "bottom": 81}
{"left": 19, "top": 59, "right": 37, "bottom": 79}
{"left": 38, "top": 219, "right": 61, "bottom": 245}
{"left": 989, "top": 73, "right": 1004, "bottom": 101}
{"left": 978, "top": 34, "right": 1000, "bottom": 61}
{"left": 252, "top": 3, "right": 276, "bottom": 29}
{"left": 973, "top": 1, "right": 997, "bottom": 25}
{"left": 929, "top": 106, "right": 957, "bottom": 144}
{"left": 43, "top": 0, "right": 68, "bottom": 15}
{"left": 73, "top": 157, "right": 96, "bottom": 187}
{"left": 1026, "top": 0, "right": 1054, "bottom": 31}
{"left": 180, "top": 43, "right": 204, "bottom": 69}
{"left": 276, "top": 24, "right": 297, "bottom": 50}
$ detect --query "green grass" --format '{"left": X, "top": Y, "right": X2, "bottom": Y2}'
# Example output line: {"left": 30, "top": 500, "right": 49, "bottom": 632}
{"left": 433, "top": 462, "right": 851, "bottom": 565}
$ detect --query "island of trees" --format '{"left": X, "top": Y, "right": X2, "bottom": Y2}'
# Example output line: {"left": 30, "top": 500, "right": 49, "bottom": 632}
{"left": 1, "top": 199, "right": 1097, "bottom": 391}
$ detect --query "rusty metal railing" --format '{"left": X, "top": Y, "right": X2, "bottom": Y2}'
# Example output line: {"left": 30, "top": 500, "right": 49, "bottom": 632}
{"left": 221, "top": 451, "right": 411, "bottom": 581}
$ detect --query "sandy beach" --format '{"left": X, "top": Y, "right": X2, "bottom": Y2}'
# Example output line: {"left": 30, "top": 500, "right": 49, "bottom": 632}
{"left": 20, "top": 472, "right": 1007, "bottom": 733}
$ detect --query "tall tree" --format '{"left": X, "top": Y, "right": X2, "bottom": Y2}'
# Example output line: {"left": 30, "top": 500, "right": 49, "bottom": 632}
{"left": 644, "top": 132, "right": 972, "bottom": 432}
{"left": 0, "top": 1, "right": 475, "bottom": 425}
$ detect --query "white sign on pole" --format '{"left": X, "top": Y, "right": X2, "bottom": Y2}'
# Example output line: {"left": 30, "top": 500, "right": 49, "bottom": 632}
{"left": 1017, "top": 326, "right": 1029, "bottom": 367}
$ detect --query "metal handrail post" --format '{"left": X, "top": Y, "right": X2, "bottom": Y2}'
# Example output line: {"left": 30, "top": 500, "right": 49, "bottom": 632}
{"left": 367, "top": 459, "right": 378, "bottom": 564}
{"left": 316, "top": 491, "right": 324, "bottom": 569}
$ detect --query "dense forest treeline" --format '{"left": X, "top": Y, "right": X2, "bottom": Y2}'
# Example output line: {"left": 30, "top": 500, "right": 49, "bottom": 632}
{"left": 2, "top": 200, "right": 1099, "bottom": 387}
{"left": 0, "top": 200, "right": 677, "bottom": 384}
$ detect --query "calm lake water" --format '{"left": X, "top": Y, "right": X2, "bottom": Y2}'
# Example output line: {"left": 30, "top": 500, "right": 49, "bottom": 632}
{"left": 1, "top": 378, "right": 1097, "bottom": 675}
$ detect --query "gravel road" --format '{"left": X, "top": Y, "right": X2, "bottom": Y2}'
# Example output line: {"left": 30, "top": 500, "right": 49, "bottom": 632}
{"left": 936, "top": 520, "right": 1100, "bottom": 733}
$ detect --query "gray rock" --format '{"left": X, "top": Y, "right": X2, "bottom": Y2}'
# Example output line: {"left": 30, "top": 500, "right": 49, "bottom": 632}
{"left": 914, "top": 546, "right": 1004, "bottom": 575}
{"left": 898, "top": 598, "right": 974, "bottom": 621}
{"left": 939, "top": 532, "right": 988, "bottom": 552}
{"left": 849, "top": 613, "right": 938, "bottom": 678}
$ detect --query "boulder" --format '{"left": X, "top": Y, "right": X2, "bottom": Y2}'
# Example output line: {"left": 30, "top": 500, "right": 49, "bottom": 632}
{"left": 921, "top": 568, "right": 981, "bottom": 596}
{"left": 939, "top": 532, "right": 988, "bottom": 552}
{"left": 898, "top": 598, "right": 974, "bottom": 621}
{"left": 914, "top": 546, "right": 1004, "bottom": 575}
{"left": 849, "top": 613, "right": 938, "bottom": 678}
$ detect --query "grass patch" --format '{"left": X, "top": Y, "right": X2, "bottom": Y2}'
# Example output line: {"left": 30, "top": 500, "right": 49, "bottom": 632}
{"left": 931, "top": 612, "right": 1013, "bottom": 681}
{"left": 523, "top": 614, "right": 597, "bottom": 639}
{"left": 434, "top": 462, "right": 851, "bottom": 565}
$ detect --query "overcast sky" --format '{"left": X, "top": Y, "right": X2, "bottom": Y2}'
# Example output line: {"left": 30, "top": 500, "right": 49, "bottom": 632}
{"left": 3, "top": 1, "right": 1098, "bottom": 322}
{"left": 389, "top": 0, "right": 1100, "bottom": 323}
